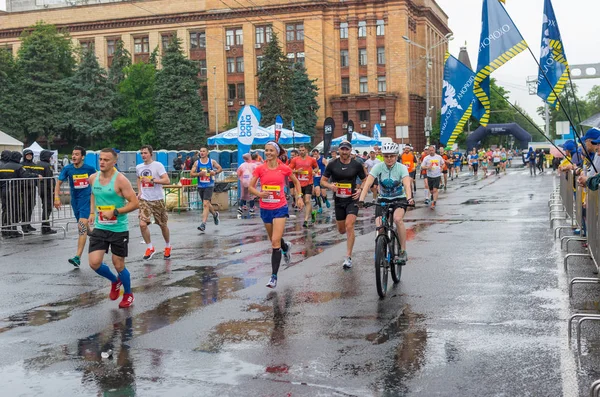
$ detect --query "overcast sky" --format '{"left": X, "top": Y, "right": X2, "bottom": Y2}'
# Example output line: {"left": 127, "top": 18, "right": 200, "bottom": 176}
{"left": 437, "top": 0, "right": 600, "bottom": 125}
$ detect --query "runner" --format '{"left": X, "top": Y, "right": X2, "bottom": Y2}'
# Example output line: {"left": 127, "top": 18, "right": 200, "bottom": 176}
{"left": 136, "top": 145, "right": 171, "bottom": 260}
{"left": 237, "top": 153, "right": 258, "bottom": 219}
{"left": 400, "top": 145, "right": 418, "bottom": 194}
{"left": 321, "top": 141, "right": 366, "bottom": 269}
{"left": 54, "top": 146, "right": 97, "bottom": 267}
{"left": 500, "top": 148, "right": 508, "bottom": 174}
{"left": 88, "top": 148, "right": 139, "bottom": 308}
{"left": 248, "top": 141, "right": 303, "bottom": 288}
{"left": 421, "top": 145, "right": 445, "bottom": 210}
{"left": 287, "top": 149, "right": 299, "bottom": 208}
{"left": 453, "top": 151, "right": 461, "bottom": 179}
{"left": 480, "top": 149, "right": 488, "bottom": 177}
{"left": 468, "top": 149, "right": 479, "bottom": 177}
{"left": 373, "top": 145, "right": 384, "bottom": 162}
{"left": 359, "top": 142, "right": 414, "bottom": 263}
{"left": 420, "top": 147, "right": 430, "bottom": 203}
{"left": 289, "top": 145, "right": 319, "bottom": 227}
{"left": 191, "top": 147, "right": 222, "bottom": 232}
{"left": 364, "top": 150, "right": 382, "bottom": 202}
{"left": 439, "top": 148, "right": 449, "bottom": 191}
{"left": 447, "top": 150, "right": 455, "bottom": 181}
{"left": 492, "top": 148, "right": 501, "bottom": 176}
{"left": 312, "top": 149, "right": 330, "bottom": 213}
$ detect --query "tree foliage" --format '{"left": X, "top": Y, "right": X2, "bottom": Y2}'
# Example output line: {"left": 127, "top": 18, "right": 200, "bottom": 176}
{"left": 0, "top": 49, "right": 20, "bottom": 138}
{"left": 290, "top": 63, "right": 319, "bottom": 138}
{"left": 257, "top": 32, "right": 295, "bottom": 127}
{"left": 107, "top": 39, "right": 131, "bottom": 88}
{"left": 154, "top": 36, "right": 205, "bottom": 149}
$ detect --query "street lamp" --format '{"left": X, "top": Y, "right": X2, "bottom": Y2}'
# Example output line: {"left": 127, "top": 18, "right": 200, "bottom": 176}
{"left": 403, "top": 33, "right": 453, "bottom": 145}
{"left": 213, "top": 66, "right": 218, "bottom": 135}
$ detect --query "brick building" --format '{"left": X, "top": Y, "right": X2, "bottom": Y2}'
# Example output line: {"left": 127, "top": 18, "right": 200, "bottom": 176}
{"left": 0, "top": 0, "right": 451, "bottom": 150}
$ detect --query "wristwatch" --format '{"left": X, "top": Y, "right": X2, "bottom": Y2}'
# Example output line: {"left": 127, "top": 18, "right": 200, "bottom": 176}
{"left": 297, "top": 193, "right": 303, "bottom": 198}
{"left": 113, "top": 208, "right": 120, "bottom": 216}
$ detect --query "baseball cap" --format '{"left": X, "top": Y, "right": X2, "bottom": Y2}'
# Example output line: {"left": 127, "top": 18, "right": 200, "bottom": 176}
{"left": 581, "top": 128, "right": 600, "bottom": 143}
{"left": 561, "top": 140, "right": 577, "bottom": 152}
{"left": 339, "top": 141, "right": 352, "bottom": 150}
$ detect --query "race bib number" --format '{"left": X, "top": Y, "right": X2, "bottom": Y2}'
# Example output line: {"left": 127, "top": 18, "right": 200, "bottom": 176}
{"left": 262, "top": 185, "right": 282, "bottom": 203}
{"left": 315, "top": 169, "right": 322, "bottom": 177}
{"left": 140, "top": 176, "right": 155, "bottom": 188}
{"left": 73, "top": 174, "right": 89, "bottom": 189}
{"left": 96, "top": 205, "right": 117, "bottom": 225}
{"left": 336, "top": 183, "right": 352, "bottom": 198}
{"left": 403, "top": 162, "right": 412, "bottom": 168}
{"left": 297, "top": 170, "right": 310, "bottom": 182}
{"left": 199, "top": 168, "right": 211, "bottom": 183}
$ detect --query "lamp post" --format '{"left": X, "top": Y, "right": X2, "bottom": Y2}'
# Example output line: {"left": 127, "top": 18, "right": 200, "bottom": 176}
{"left": 213, "top": 66, "right": 218, "bottom": 136}
{"left": 402, "top": 33, "right": 453, "bottom": 146}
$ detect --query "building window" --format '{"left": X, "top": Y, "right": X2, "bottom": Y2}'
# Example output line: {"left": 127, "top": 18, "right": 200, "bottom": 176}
{"left": 200, "top": 85, "right": 208, "bottom": 101}
{"left": 226, "top": 29, "right": 235, "bottom": 46}
{"left": 358, "top": 21, "right": 367, "bottom": 38}
{"left": 296, "top": 52, "right": 305, "bottom": 67}
{"left": 161, "top": 34, "right": 173, "bottom": 52}
{"left": 359, "top": 110, "right": 370, "bottom": 122}
{"left": 341, "top": 78, "right": 350, "bottom": 95}
{"left": 107, "top": 39, "right": 117, "bottom": 57}
{"left": 342, "top": 111, "right": 349, "bottom": 123}
{"left": 227, "top": 57, "right": 235, "bottom": 73}
{"left": 203, "top": 112, "right": 209, "bottom": 127}
{"left": 377, "top": 76, "right": 387, "bottom": 92}
{"left": 359, "top": 77, "right": 368, "bottom": 93}
{"left": 359, "top": 49, "right": 367, "bottom": 66}
{"left": 286, "top": 23, "right": 304, "bottom": 42}
{"left": 199, "top": 59, "right": 207, "bottom": 76}
{"left": 377, "top": 47, "right": 385, "bottom": 65}
{"left": 79, "top": 39, "right": 94, "bottom": 52}
{"left": 134, "top": 36, "right": 149, "bottom": 54}
{"left": 287, "top": 53, "right": 295, "bottom": 62}
{"left": 257, "top": 56, "right": 264, "bottom": 71}
{"left": 237, "top": 83, "right": 245, "bottom": 99}
{"left": 236, "top": 57, "right": 244, "bottom": 73}
{"left": 376, "top": 20, "right": 385, "bottom": 36}
{"left": 256, "top": 26, "right": 272, "bottom": 44}
{"left": 190, "top": 31, "right": 206, "bottom": 49}
{"left": 228, "top": 83, "right": 237, "bottom": 100}
{"left": 340, "top": 50, "right": 349, "bottom": 67}
{"left": 340, "top": 22, "right": 348, "bottom": 39}
{"left": 235, "top": 29, "right": 244, "bottom": 46}
{"left": 0, "top": 45, "right": 12, "bottom": 55}
{"left": 380, "top": 109, "right": 387, "bottom": 121}
{"left": 229, "top": 111, "right": 237, "bottom": 125}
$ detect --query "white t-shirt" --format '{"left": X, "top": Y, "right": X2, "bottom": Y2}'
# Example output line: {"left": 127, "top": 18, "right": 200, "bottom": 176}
{"left": 364, "top": 158, "right": 381, "bottom": 173}
{"left": 421, "top": 155, "right": 445, "bottom": 178}
{"left": 493, "top": 150, "right": 501, "bottom": 163}
{"left": 136, "top": 161, "right": 167, "bottom": 201}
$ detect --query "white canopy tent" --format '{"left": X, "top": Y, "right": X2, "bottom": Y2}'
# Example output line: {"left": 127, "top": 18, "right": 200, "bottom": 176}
{"left": 0, "top": 130, "right": 24, "bottom": 152}
{"left": 24, "top": 141, "right": 59, "bottom": 173}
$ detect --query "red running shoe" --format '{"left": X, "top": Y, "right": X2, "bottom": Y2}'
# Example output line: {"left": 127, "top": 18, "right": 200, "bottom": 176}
{"left": 119, "top": 293, "right": 134, "bottom": 308}
{"left": 109, "top": 280, "right": 122, "bottom": 300}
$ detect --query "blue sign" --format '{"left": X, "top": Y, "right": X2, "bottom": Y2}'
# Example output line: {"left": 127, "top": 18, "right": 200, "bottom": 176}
{"left": 291, "top": 119, "right": 295, "bottom": 132}
{"left": 373, "top": 123, "right": 381, "bottom": 140}
{"left": 237, "top": 105, "right": 261, "bottom": 146}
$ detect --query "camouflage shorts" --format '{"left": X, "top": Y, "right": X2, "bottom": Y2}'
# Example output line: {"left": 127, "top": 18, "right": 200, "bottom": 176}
{"left": 139, "top": 199, "right": 168, "bottom": 226}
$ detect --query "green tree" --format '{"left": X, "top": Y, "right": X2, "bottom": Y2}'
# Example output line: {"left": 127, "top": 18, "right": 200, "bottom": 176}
{"left": 585, "top": 85, "right": 600, "bottom": 116}
{"left": 155, "top": 36, "right": 205, "bottom": 149}
{"left": 537, "top": 84, "right": 592, "bottom": 138}
{"left": 16, "top": 22, "right": 76, "bottom": 144}
{"left": 107, "top": 39, "right": 131, "bottom": 88}
{"left": 257, "top": 32, "right": 295, "bottom": 127}
{"left": 112, "top": 62, "right": 157, "bottom": 149}
{"left": 290, "top": 63, "right": 319, "bottom": 139}
{"left": 0, "top": 49, "right": 20, "bottom": 138}
{"left": 61, "top": 48, "right": 116, "bottom": 147}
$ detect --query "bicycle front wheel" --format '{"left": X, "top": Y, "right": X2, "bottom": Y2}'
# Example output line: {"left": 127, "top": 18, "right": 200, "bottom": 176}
{"left": 390, "top": 232, "right": 402, "bottom": 284}
{"left": 375, "top": 235, "right": 389, "bottom": 298}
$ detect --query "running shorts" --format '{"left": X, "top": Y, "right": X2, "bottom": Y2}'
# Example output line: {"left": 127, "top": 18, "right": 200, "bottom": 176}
{"left": 301, "top": 185, "right": 313, "bottom": 196}
{"left": 89, "top": 229, "right": 129, "bottom": 257}
{"left": 71, "top": 197, "right": 91, "bottom": 221}
{"left": 472, "top": 164, "right": 479, "bottom": 173}
{"left": 139, "top": 199, "right": 168, "bottom": 226}
{"left": 427, "top": 176, "right": 441, "bottom": 190}
{"left": 198, "top": 187, "right": 214, "bottom": 201}
{"left": 260, "top": 206, "right": 289, "bottom": 224}
{"left": 334, "top": 200, "right": 359, "bottom": 221}
{"left": 409, "top": 171, "right": 416, "bottom": 180}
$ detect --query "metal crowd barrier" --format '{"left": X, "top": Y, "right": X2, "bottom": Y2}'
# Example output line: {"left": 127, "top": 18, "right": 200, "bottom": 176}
{"left": 552, "top": 171, "right": 574, "bottom": 238}
{"left": 0, "top": 176, "right": 75, "bottom": 238}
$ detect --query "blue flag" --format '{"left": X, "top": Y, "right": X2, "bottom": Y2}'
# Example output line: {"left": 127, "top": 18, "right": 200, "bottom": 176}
{"left": 537, "top": 0, "right": 569, "bottom": 109}
{"left": 440, "top": 52, "right": 475, "bottom": 147}
{"left": 236, "top": 105, "right": 262, "bottom": 167}
{"left": 473, "top": 0, "right": 528, "bottom": 126}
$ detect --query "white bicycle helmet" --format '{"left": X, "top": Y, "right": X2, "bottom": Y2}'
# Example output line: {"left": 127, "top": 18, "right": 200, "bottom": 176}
{"left": 381, "top": 142, "right": 399, "bottom": 154}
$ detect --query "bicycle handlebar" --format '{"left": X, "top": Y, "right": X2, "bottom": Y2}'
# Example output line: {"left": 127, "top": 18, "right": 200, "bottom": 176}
{"left": 362, "top": 200, "right": 415, "bottom": 208}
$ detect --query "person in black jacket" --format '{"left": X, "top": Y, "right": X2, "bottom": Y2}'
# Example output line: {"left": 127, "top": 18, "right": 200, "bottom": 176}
{"left": 21, "top": 149, "right": 38, "bottom": 232}
{"left": 35, "top": 150, "right": 57, "bottom": 234}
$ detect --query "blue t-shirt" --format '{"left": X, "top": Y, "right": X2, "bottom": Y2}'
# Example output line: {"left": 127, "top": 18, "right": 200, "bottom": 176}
{"left": 469, "top": 154, "right": 479, "bottom": 165}
{"left": 370, "top": 162, "right": 409, "bottom": 199}
{"left": 58, "top": 163, "right": 97, "bottom": 201}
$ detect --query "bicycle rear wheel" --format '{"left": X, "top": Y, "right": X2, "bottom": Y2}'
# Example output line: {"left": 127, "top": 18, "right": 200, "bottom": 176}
{"left": 390, "top": 232, "right": 402, "bottom": 284}
{"left": 375, "top": 235, "right": 389, "bottom": 298}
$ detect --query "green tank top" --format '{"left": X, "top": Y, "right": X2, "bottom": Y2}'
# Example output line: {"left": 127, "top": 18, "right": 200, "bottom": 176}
{"left": 93, "top": 171, "right": 128, "bottom": 232}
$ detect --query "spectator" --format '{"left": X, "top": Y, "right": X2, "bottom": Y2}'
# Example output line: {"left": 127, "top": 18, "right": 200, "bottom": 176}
{"left": 184, "top": 155, "right": 192, "bottom": 170}
{"left": 173, "top": 153, "right": 183, "bottom": 171}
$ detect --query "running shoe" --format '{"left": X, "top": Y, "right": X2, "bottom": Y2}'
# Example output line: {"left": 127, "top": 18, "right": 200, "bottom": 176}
{"left": 266, "top": 275, "right": 277, "bottom": 289}
{"left": 424, "top": 198, "right": 430, "bottom": 205}
{"left": 283, "top": 242, "right": 292, "bottom": 266}
{"left": 343, "top": 257, "right": 352, "bottom": 269}
{"left": 303, "top": 221, "right": 308, "bottom": 228}
{"left": 444, "top": 186, "right": 447, "bottom": 192}
{"left": 198, "top": 222, "right": 206, "bottom": 231}
{"left": 164, "top": 247, "right": 172, "bottom": 259}
{"left": 311, "top": 210, "right": 317, "bottom": 222}
{"left": 397, "top": 250, "right": 408, "bottom": 264}
{"left": 317, "top": 207, "right": 323, "bottom": 213}
{"left": 109, "top": 279, "right": 122, "bottom": 300}
{"left": 119, "top": 293, "right": 134, "bottom": 308}
{"left": 249, "top": 208, "right": 256, "bottom": 215}
{"left": 430, "top": 201, "right": 436, "bottom": 210}
{"left": 213, "top": 211, "right": 220, "bottom": 225}
{"left": 143, "top": 247, "right": 156, "bottom": 260}
{"left": 68, "top": 256, "right": 81, "bottom": 268}
{"left": 325, "top": 199, "right": 331, "bottom": 208}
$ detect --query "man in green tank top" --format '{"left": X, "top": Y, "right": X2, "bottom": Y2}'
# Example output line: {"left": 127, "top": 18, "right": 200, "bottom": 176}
{"left": 88, "top": 148, "right": 139, "bottom": 308}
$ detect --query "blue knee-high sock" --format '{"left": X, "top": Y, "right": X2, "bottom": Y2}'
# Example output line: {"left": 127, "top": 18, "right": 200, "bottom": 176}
{"left": 95, "top": 263, "right": 118, "bottom": 283}
{"left": 118, "top": 268, "right": 132, "bottom": 294}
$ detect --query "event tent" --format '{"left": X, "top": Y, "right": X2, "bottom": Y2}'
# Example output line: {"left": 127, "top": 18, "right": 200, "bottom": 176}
{"left": 24, "top": 141, "right": 59, "bottom": 171}
{"left": 207, "top": 125, "right": 311, "bottom": 146}
{"left": 313, "top": 131, "right": 382, "bottom": 152}
{"left": 0, "top": 130, "right": 24, "bottom": 152}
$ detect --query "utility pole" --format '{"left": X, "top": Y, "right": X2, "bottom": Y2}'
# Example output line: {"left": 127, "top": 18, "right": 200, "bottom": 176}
{"left": 213, "top": 66, "right": 218, "bottom": 135}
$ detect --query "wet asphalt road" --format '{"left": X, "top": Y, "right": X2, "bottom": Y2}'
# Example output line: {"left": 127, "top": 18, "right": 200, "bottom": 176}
{"left": 0, "top": 164, "right": 592, "bottom": 396}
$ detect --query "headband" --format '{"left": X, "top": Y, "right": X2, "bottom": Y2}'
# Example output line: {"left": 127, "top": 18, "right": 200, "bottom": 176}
{"left": 266, "top": 141, "right": 280, "bottom": 155}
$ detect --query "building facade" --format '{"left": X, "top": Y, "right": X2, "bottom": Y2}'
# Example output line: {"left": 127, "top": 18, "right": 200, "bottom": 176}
{"left": 0, "top": 0, "right": 451, "bottom": 150}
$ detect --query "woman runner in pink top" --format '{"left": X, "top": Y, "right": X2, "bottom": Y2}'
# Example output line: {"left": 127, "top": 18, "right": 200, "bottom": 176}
{"left": 249, "top": 142, "right": 304, "bottom": 288}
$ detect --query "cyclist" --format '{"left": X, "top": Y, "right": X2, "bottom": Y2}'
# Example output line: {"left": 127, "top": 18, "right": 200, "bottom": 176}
{"left": 359, "top": 142, "right": 414, "bottom": 263}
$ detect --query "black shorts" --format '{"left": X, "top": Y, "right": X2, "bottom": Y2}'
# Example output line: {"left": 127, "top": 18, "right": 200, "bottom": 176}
{"left": 334, "top": 200, "right": 359, "bottom": 221}
{"left": 427, "top": 176, "right": 441, "bottom": 190}
{"left": 472, "top": 164, "right": 479, "bottom": 172}
{"left": 442, "top": 170, "right": 448, "bottom": 174}
{"left": 288, "top": 181, "right": 295, "bottom": 190}
{"left": 198, "top": 187, "right": 214, "bottom": 201}
{"left": 301, "top": 185, "right": 313, "bottom": 196}
{"left": 409, "top": 171, "right": 416, "bottom": 179}
{"left": 375, "top": 198, "right": 409, "bottom": 217}
{"left": 89, "top": 228, "right": 129, "bottom": 258}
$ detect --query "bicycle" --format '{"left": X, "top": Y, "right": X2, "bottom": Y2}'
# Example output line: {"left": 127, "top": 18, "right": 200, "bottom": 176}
{"left": 363, "top": 200, "right": 413, "bottom": 298}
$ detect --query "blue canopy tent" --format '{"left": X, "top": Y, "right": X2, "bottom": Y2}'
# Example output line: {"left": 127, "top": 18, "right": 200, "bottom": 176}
{"left": 332, "top": 131, "right": 381, "bottom": 146}
{"left": 207, "top": 126, "right": 311, "bottom": 146}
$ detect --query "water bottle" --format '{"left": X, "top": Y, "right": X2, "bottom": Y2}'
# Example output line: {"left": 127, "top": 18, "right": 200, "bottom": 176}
{"left": 101, "top": 349, "right": 113, "bottom": 359}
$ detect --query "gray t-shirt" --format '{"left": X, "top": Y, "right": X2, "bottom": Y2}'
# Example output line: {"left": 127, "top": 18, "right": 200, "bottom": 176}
{"left": 364, "top": 158, "right": 382, "bottom": 173}
{"left": 421, "top": 155, "right": 445, "bottom": 178}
